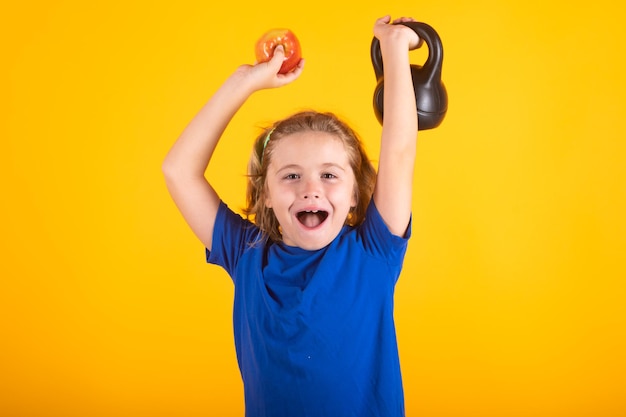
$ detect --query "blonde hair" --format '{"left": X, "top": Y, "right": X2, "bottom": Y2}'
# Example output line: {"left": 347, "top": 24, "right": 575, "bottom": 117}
{"left": 243, "top": 111, "right": 377, "bottom": 243}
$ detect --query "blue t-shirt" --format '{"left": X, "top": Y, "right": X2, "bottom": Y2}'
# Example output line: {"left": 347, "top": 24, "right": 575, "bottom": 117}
{"left": 207, "top": 200, "right": 410, "bottom": 417}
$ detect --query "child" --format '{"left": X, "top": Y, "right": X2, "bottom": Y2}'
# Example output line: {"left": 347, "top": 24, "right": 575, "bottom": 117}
{"left": 163, "top": 15, "right": 420, "bottom": 417}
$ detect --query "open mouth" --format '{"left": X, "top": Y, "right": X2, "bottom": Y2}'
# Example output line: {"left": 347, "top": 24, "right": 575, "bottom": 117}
{"left": 296, "top": 210, "right": 329, "bottom": 228}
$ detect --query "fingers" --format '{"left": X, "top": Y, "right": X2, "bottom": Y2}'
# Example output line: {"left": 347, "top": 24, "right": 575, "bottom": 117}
{"left": 272, "top": 44, "right": 285, "bottom": 58}
{"left": 278, "top": 58, "right": 305, "bottom": 82}
{"left": 375, "top": 15, "right": 391, "bottom": 25}
{"left": 268, "top": 44, "right": 285, "bottom": 69}
{"left": 392, "top": 16, "right": 416, "bottom": 24}
{"left": 393, "top": 17, "right": 422, "bottom": 49}
{"left": 376, "top": 15, "right": 416, "bottom": 24}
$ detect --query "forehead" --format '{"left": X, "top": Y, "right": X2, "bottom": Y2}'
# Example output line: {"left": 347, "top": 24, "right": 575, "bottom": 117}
{"left": 270, "top": 131, "right": 350, "bottom": 165}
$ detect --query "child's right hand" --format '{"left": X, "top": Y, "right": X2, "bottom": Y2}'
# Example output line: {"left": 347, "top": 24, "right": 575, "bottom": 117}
{"left": 234, "top": 45, "right": 305, "bottom": 91}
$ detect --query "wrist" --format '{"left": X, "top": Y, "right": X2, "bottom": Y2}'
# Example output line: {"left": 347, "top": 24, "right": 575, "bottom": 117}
{"left": 225, "top": 67, "right": 259, "bottom": 96}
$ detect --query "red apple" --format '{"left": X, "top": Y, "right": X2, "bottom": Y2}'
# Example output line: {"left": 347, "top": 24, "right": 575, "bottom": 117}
{"left": 255, "top": 28, "right": 302, "bottom": 74}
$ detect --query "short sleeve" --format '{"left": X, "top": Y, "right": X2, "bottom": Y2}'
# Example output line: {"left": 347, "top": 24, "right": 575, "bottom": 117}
{"left": 205, "top": 201, "right": 262, "bottom": 278}
{"left": 357, "top": 200, "right": 411, "bottom": 266}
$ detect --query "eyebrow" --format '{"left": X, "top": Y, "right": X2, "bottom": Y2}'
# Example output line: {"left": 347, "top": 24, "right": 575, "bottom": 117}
{"left": 275, "top": 163, "right": 348, "bottom": 174}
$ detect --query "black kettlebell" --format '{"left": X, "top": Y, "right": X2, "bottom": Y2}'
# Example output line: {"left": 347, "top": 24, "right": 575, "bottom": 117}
{"left": 371, "top": 21, "right": 447, "bottom": 130}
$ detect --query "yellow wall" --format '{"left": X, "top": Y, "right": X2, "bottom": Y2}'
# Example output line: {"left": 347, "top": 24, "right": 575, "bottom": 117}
{"left": 3, "top": 0, "right": 625, "bottom": 416}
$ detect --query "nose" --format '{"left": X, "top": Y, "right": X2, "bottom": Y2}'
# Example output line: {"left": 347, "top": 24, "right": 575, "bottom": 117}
{"left": 301, "top": 178, "right": 320, "bottom": 199}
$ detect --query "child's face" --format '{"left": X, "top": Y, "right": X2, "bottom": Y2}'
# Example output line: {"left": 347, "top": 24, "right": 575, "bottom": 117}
{"left": 265, "top": 131, "right": 357, "bottom": 250}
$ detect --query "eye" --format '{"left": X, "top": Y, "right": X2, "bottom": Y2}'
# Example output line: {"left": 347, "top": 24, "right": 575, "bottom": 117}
{"left": 284, "top": 173, "right": 300, "bottom": 180}
{"left": 321, "top": 173, "right": 337, "bottom": 179}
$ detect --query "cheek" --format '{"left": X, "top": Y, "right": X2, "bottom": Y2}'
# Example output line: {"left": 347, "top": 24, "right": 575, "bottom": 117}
{"left": 330, "top": 184, "right": 357, "bottom": 209}
{"left": 262, "top": 178, "right": 276, "bottom": 209}
{"left": 264, "top": 182, "right": 286, "bottom": 210}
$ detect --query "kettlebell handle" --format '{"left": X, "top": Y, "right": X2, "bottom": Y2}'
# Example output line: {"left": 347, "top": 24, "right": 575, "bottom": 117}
{"left": 371, "top": 21, "right": 443, "bottom": 84}
{"left": 371, "top": 21, "right": 447, "bottom": 129}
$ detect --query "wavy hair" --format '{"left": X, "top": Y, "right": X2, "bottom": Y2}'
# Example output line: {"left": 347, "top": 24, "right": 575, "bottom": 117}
{"left": 243, "top": 111, "right": 377, "bottom": 243}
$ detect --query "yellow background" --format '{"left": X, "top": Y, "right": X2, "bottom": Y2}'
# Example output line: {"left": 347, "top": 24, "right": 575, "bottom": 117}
{"left": 3, "top": 0, "right": 625, "bottom": 416}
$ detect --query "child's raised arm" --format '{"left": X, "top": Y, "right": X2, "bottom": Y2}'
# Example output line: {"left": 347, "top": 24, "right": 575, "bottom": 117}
{"left": 371, "top": 16, "right": 421, "bottom": 237}
{"left": 162, "top": 46, "right": 304, "bottom": 251}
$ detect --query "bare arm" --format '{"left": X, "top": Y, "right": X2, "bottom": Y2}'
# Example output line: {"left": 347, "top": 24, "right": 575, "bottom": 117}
{"left": 162, "top": 46, "right": 304, "bottom": 250}
{"left": 372, "top": 16, "right": 421, "bottom": 237}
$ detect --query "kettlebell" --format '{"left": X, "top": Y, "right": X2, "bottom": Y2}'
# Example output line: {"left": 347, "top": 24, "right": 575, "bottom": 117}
{"left": 371, "top": 21, "right": 447, "bottom": 130}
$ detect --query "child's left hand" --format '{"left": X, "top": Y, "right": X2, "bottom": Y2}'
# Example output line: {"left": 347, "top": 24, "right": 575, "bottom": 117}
{"left": 373, "top": 15, "right": 423, "bottom": 51}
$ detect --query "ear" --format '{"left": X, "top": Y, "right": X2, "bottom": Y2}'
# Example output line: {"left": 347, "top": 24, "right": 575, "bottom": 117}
{"left": 264, "top": 189, "right": 273, "bottom": 209}
{"left": 351, "top": 187, "right": 358, "bottom": 208}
